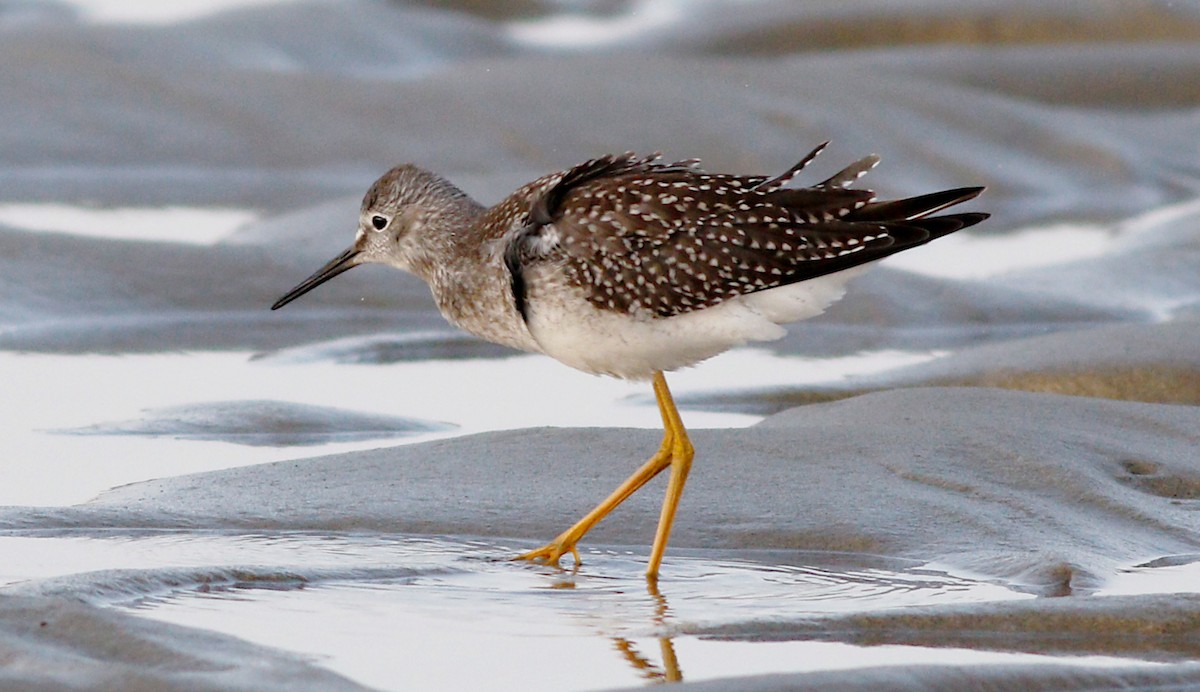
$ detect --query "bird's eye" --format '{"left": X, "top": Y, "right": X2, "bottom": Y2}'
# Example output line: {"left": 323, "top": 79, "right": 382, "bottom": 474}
{"left": 371, "top": 215, "right": 388, "bottom": 230}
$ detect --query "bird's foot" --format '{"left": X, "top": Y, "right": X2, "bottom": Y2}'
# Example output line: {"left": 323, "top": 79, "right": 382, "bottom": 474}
{"left": 514, "top": 539, "right": 582, "bottom": 569}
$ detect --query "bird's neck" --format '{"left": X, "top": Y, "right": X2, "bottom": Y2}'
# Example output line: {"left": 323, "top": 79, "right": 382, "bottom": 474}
{"left": 400, "top": 190, "right": 487, "bottom": 285}
{"left": 412, "top": 194, "right": 540, "bottom": 353}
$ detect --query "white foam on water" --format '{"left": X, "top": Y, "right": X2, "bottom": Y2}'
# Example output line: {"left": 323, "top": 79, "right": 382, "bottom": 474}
{"left": 0, "top": 204, "right": 257, "bottom": 245}
{"left": 506, "top": 0, "right": 686, "bottom": 48}
{"left": 887, "top": 196, "right": 1200, "bottom": 281}
{"left": 0, "top": 347, "right": 937, "bottom": 506}
{"left": 1097, "top": 560, "right": 1200, "bottom": 597}
{"left": 58, "top": 0, "right": 305, "bottom": 24}
{"left": 882, "top": 223, "right": 1117, "bottom": 280}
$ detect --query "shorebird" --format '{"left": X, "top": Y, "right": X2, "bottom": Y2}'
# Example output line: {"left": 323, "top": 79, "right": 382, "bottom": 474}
{"left": 271, "top": 142, "right": 987, "bottom": 580}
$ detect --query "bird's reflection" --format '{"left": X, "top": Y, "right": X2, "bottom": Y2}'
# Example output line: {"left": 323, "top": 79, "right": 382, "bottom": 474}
{"left": 610, "top": 579, "right": 682, "bottom": 683}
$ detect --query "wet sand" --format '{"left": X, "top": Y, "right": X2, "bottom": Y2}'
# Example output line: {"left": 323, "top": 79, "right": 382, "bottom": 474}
{"left": 14, "top": 387, "right": 1199, "bottom": 587}
{"left": 4, "top": 385, "right": 1200, "bottom": 688}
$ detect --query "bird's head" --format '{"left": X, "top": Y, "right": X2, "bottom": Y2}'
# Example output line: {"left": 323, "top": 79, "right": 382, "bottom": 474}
{"left": 271, "top": 164, "right": 479, "bottom": 310}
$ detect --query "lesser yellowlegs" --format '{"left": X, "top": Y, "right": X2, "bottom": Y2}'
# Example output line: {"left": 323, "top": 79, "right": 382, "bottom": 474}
{"left": 271, "top": 142, "right": 988, "bottom": 580}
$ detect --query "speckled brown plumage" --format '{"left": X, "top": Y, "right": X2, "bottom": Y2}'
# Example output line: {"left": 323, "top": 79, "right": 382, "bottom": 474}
{"left": 504, "top": 142, "right": 986, "bottom": 320}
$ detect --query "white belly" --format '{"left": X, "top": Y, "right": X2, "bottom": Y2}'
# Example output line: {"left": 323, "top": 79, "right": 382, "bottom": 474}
{"left": 523, "top": 266, "right": 868, "bottom": 380}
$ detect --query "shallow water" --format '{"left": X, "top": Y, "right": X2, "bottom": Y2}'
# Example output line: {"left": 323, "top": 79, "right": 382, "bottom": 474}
{"left": 0, "top": 533, "right": 1074, "bottom": 686}
{"left": 3, "top": 531, "right": 1192, "bottom": 689}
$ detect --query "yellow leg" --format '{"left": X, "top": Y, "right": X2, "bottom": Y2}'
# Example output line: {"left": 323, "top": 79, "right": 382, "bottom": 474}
{"left": 645, "top": 373, "right": 693, "bottom": 581}
{"left": 515, "top": 372, "right": 694, "bottom": 580}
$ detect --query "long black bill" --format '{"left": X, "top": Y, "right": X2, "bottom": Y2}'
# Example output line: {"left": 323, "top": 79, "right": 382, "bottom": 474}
{"left": 271, "top": 246, "right": 362, "bottom": 310}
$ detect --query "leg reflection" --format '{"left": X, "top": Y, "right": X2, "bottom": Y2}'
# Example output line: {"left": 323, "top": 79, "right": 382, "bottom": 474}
{"left": 610, "top": 579, "right": 683, "bottom": 683}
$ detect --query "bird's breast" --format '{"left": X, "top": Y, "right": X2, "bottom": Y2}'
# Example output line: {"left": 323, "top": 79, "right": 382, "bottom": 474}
{"left": 429, "top": 251, "right": 543, "bottom": 354}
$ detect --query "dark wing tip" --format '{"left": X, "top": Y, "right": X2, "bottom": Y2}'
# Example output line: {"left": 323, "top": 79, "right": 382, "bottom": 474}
{"left": 894, "top": 210, "right": 990, "bottom": 244}
{"left": 956, "top": 211, "right": 990, "bottom": 227}
{"left": 955, "top": 186, "right": 986, "bottom": 203}
{"left": 849, "top": 186, "right": 986, "bottom": 223}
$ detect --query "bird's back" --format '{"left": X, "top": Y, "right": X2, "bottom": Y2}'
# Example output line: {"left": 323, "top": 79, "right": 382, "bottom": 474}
{"left": 505, "top": 145, "right": 984, "bottom": 320}
{"left": 487, "top": 145, "right": 985, "bottom": 377}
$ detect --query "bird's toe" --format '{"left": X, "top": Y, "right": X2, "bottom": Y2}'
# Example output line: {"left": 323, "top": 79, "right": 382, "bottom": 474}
{"left": 513, "top": 541, "right": 581, "bottom": 569}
